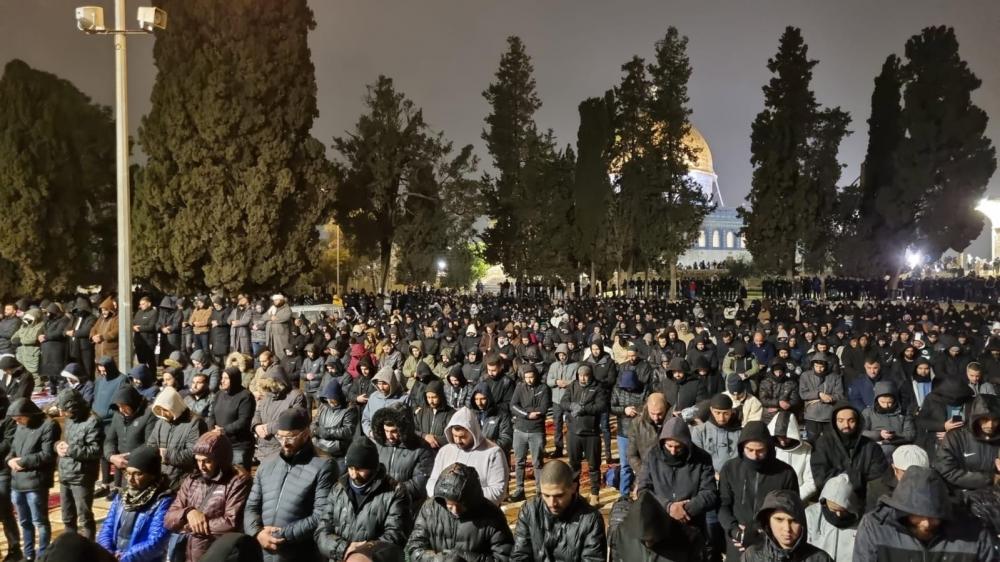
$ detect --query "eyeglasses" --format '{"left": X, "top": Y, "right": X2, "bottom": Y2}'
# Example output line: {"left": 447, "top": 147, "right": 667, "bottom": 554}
{"left": 275, "top": 431, "right": 304, "bottom": 443}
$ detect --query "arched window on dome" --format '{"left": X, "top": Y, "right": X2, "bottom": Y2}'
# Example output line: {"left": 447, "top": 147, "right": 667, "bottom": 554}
{"left": 698, "top": 230, "right": 706, "bottom": 247}
{"left": 726, "top": 231, "right": 735, "bottom": 249}
{"left": 712, "top": 230, "right": 720, "bottom": 248}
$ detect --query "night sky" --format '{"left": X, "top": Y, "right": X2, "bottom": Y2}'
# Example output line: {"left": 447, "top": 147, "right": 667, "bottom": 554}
{"left": 4, "top": 0, "right": 999, "bottom": 256}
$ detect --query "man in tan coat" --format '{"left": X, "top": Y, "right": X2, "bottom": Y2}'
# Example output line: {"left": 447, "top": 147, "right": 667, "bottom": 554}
{"left": 89, "top": 297, "right": 119, "bottom": 367}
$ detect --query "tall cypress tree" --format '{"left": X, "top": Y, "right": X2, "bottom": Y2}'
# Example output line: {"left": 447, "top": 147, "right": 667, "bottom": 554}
{"left": 896, "top": 26, "right": 995, "bottom": 260}
{"left": 0, "top": 60, "right": 115, "bottom": 296}
{"left": 481, "top": 36, "right": 551, "bottom": 278}
{"left": 134, "top": 0, "right": 330, "bottom": 293}
{"left": 647, "top": 28, "right": 713, "bottom": 287}
{"left": 740, "top": 27, "right": 819, "bottom": 275}
{"left": 837, "top": 55, "right": 906, "bottom": 276}
{"left": 572, "top": 92, "right": 615, "bottom": 294}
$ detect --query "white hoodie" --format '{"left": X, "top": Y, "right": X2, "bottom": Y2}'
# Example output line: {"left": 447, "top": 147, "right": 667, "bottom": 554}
{"left": 425, "top": 406, "right": 509, "bottom": 505}
{"left": 767, "top": 414, "right": 817, "bottom": 500}
{"left": 805, "top": 474, "right": 858, "bottom": 562}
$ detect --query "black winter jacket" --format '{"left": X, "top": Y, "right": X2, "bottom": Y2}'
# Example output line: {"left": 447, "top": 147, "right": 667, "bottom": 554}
{"left": 635, "top": 417, "right": 719, "bottom": 527}
{"left": 312, "top": 403, "right": 358, "bottom": 458}
{"left": 935, "top": 394, "right": 1000, "bottom": 491}
{"left": 718, "top": 422, "right": 798, "bottom": 546}
{"left": 56, "top": 389, "right": 103, "bottom": 485}
{"left": 810, "top": 404, "right": 889, "bottom": 498}
{"left": 7, "top": 398, "right": 60, "bottom": 492}
{"left": 406, "top": 464, "right": 513, "bottom": 562}
{"left": 611, "top": 386, "right": 647, "bottom": 435}
{"left": 560, "top": 379, "right": 608, "bottom": 437}
{"left": 104, "top": 386, "right": 156, "bottom": 461}
{"left": 315, "top": 467, "right": 409, "bottom": 560}
{"left": 211, "top": 376, "right": 255, "bottom": 451}
{"left": 512, "top": 495, "right": 606, "bottom": 562}
{"left": 510, "top": 381, "right": 551, "bottom": 433}
{"left": 740, "top": 490, "right": 832, "bottom": 562}
{"left": 371, "top": 404, "right": 434, "bottom": 507}
{"left": 610, "top": 491, "right": 706, "bottom": 562}
{"left": 244, "top": 443, "right": 336, "bottom": 562}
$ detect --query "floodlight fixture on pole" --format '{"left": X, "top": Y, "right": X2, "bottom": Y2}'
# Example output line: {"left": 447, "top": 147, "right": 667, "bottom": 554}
{"left": 75, "top": 1, "right": 167, "bottom": 370}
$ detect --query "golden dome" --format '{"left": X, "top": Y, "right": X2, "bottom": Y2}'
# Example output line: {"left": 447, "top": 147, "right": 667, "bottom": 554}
{"left": 609, "top": 124, "right": 714, "bottom": 176}
{"left": 684, "top": 126, "right": 713, "bottom": 174}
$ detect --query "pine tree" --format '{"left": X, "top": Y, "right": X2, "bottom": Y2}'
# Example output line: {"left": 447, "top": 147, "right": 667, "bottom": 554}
{"left": 647, "top": 28, "right": 713, "bottom": 288}
{"left": 572, "top": 92, "right": 616, "bottom": 294}
{"left": 896, "top": 26, "right": 996, "bottom": 261}
{"left": 0, "top": 60, "right": 116, "bottom": 297}
{"left": 481, "top": 36, "right": 552, "bottom": 278}
{"left": 133, "top": 0, "right": 330, "bottom": 293}
{"left": 334, "top": 76, "right": 478, "bottom": 291}
{"left": 738, "top": 27, "right": 822, "bottom": 275}
{"left": 837, "top": 55, "right": 906, "bottom": 276}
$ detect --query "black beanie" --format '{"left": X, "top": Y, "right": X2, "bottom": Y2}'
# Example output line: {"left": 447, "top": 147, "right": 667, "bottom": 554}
{"left": 275, "top": 408, "right": 310, "bottom": 432}
{"left": 710, "top": 394, "right": 734, "bottom": 410}
{"left": 345, "top": 437, "right": 379, "bottom": 470}
{"left": 128, "top": 445, "right": 161, "bottom": 476}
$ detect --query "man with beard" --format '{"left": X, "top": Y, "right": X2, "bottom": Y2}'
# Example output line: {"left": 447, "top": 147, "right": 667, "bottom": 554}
{"left": 692, "top": 394, "right": 741, "bottom": 562}
{"left": 718, "top": 421, "right": 798, "bottom": 561}
{"left": 742, "top": 490, "right": 832, "bottom": 562}
{"left": 853, "top": 466, "right": 998, "bottom": 561}
{"left": 66, "top": 297, "right": 97, "bottom": 379}
{"left": 95, "top": 446, "right": 174, "bottom": 562}
{"left": 314, "top": 437, "right": 408, "bottom": 560}
{"left": 636, "top": 417, "right": 719, "bottom": 548}
{"left": 799, "top": 354, "right": 844, "bottom": 442}
{"left": 55, "top": 388, "right": 103, "bottom": 539}
{"left": 936, "top": 393, "right": 1000, "bottom": 492}
{"left": 157, "top": 296, "right": 184, "bottom": 365}
{"left": 164, "top": 432, "right": 252, "bottom": 561}
{"left": 244, "top": 408, "right": 335, "bottom": 562}
{"left": 414, "top": 380, "right": 454, "bottom": 452}
{"left": 370, "top": 402, "right": 434, "bottom": 509}
{"left": 509, "top": 364, "right": 551, "bottom": 501}
{"left": 131, "top": 296, "right": 159, "bottom": 369}
{"left": 426, "top": 407, "right": 508, "bottom": 506}
{"left": 546, "top": 343, "right": 578, "bottom": 458}
{"left": 512, "top": 460, "right": 606, "bottom": 562}
{"left": 626, "top": 393, "right": 670, "bottom": 495}
{"left": 561, "top": 365, "right": 607, "bottom": 506}
{"left": 0, "top": 303, "right": 20, "bottom": 356}
{"left": 227, "top": 294, "right": 253, "bottom": 356}
{"left": 810, "top": 404, "right": 888, "bottom": 502}
{"left": 183, "top": 372, "right": 214, "bottom": 421}
{"left": 406, "top": 463, "right": 512, "bottom": 561}
{"left": 804, "top": 474, "right": 859, "bottom": 562}
{"left": 584, "top": 339, "right": 617, "bottom": 464}
{"left": 0, "top": 356, "right": 33, "bottom": 401}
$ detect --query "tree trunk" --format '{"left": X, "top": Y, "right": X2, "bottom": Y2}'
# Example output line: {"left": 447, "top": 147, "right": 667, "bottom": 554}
{"left": 590, "top": 260, "right": 597, "bottom": 297}
{"left": 379, "top": 239, "right": 392, "bottom": 293}
{"left": 669, "top": 260, "right": 678, "bottom": 302}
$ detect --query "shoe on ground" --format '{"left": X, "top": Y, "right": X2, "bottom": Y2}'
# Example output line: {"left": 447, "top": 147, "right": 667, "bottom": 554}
{"left": 2, "top": 549, "right": 22, "bottom": 562}
{"left": 509, "top": 490, "right": 526, "bottom": 502}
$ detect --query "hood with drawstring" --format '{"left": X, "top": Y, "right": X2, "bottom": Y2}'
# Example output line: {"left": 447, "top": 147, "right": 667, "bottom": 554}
{"left": 192, "top": 431, "right": 234, "bottom": 475}
{"left": 427, "top": 406, "right": 509, "bottom": 505}
{"left": 319, "top": 378, "right": 346, "bottom": 405}
{"left": 57, "top": 388, "right": 90, "bottom": 420}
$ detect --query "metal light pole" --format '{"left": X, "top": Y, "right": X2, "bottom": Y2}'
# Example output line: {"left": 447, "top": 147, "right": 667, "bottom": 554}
{"left": 113, "top": 0, "right": 133, "bottom": 370}
{"left": 76, "top": 2, "right": 166, "bottom": 369}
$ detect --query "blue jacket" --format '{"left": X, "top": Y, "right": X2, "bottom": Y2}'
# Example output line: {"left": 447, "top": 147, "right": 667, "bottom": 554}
{"left": 97, "top": 491, "right": 174, "bottom": 562}
{"left": 93, "top": 359, "right": 128, "bottom": 424}
{"left": 848, "top": 373, "right": 902, "bottom": 413}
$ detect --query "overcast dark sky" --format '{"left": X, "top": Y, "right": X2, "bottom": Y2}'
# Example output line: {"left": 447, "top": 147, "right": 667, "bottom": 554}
{"left": 4, "top": 1, "right": 999, "bottom": 257}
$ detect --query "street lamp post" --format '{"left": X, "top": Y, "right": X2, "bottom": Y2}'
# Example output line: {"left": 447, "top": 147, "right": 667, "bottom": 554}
{"left": 76, "top": 2, "right": 166, "bottom": 369}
